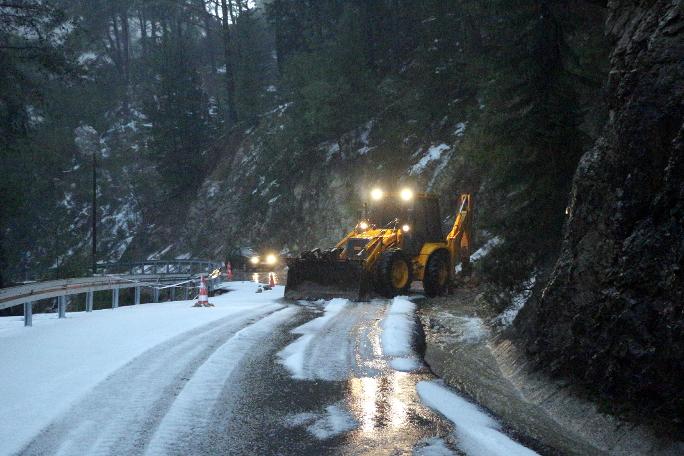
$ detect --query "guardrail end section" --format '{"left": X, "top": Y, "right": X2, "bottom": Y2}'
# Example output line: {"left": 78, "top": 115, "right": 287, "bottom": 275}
{"left": 24, "top": 302, "right": 33, "bottom": 327}
{"left": 58, "top": 295, "right": 67, "bottom": 318}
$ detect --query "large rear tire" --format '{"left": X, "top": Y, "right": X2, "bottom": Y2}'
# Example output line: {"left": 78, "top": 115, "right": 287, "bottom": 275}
{"left": 423, "top": 251, "right": 449, "bottom": 297}
{"left": 375, "top": 250, "right": 412, "bottom": 298}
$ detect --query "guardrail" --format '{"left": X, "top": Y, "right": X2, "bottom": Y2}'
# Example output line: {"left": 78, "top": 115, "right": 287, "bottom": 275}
{"left": 1, "top": 267, "right": 223, "bottom": 327}
{"left": 97, "top": 259, "right": 223, "bottom": 275}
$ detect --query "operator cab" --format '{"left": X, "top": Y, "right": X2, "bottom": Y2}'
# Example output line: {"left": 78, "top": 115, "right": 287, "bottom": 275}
{"left": 366, "top": 192, "right": 443, "bottom": 256}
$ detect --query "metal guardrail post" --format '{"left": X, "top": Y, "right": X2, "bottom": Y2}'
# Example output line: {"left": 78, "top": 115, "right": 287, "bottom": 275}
{"left": 24, "top": 302, "right": 33, "bottom": 327}
{"left": 184, "top": 284, "right": 189, "bottom": 300}
{"left": 112, "top": 288, "right": 119, "bottom": 308}
{"left": 86, "top": 291, "right": 93, "bottom": 312}
{"left": 134, "top": 286, "right": 141, "bottom": 305}
{"left": 170, "top": 287, "right": 176, "bottom": 301}
{"left": 153, "top": 287, "right": 160, "bottom": 302}
{"left": 58, "top": 295, "right": 66, "bottom": 318}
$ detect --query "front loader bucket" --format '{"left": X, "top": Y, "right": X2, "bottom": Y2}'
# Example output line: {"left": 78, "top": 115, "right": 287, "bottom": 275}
{"left": 285, "top": 256, "right": 373, "bottom": 301}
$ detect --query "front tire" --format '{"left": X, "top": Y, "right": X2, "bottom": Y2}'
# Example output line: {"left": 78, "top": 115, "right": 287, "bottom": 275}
{"left": 423, "top": 251, "right": 449, "bottom": 297}
{"left": 375, "top": 250, "right": 412, "bottom": 298}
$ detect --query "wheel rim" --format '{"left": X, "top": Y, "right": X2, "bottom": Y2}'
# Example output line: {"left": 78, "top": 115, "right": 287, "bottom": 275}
{"left": 391, "top": 259, "right": 409, "bottom": 289}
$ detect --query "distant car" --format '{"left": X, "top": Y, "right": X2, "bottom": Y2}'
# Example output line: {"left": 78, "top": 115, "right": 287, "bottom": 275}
{"left": 246, "top": 252, "right": 281, "bottom": 271}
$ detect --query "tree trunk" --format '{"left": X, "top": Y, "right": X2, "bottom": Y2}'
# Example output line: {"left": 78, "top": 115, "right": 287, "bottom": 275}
{"left": 220, "top": 0, "right": 238, "bottom": 124}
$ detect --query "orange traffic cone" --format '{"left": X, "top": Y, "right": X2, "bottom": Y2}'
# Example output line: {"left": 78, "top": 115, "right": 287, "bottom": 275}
{"left": 193, "top": 275, "right": 214, "bottom": 307}
{"left": 268, "top": 273, "right": 275, "bottom": 288}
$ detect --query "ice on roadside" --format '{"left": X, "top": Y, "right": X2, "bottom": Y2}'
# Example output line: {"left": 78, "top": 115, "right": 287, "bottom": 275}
{"left": 380, "top": 297, "right": 423, "bottom": 372}
{"left": 416, "top": 381, "right": 539, "bottom": 456}
{"left": 284, "top": 404, "right": 358, "bottom": 440}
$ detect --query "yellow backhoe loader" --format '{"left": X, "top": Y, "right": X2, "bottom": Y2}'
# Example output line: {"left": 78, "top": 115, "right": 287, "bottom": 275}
{"left": 285, "top": 190, "right": 472, "bottom": 301}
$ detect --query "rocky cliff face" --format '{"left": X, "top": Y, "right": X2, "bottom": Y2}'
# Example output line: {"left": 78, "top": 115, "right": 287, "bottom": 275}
{"left": 516, "top": 0, "right": 683, "bottom": 430}
{"left": 176, "top": 88, "right": 478, "bottom": 261}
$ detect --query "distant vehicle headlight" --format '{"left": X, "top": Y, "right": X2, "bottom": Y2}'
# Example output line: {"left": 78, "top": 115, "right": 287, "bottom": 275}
{"left": 250, "top": 256, "right": 260, "bottom": 265}
{"left": 266, "top": 254, "right": 277, "bottom": 265}
{"left": 402, "top": 224, "right": 410, "bottom": 232}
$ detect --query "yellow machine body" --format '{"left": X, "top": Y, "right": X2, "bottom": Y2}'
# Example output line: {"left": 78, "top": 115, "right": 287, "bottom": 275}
{"left": 285, "top": 193, "right": 472, "bottom": 301}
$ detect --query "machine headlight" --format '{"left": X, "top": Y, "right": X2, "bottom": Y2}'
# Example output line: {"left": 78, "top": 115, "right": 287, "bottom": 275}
{"left": 358, "top": 221, "right": 369, "bottom": 230}
{"left": 250, "top": 256, "right": 260, "bottom": 265}
{"left": 266, "top": 254, "right": 277, "bottom": 265}
{"left": 402, "top": 224, "right": 410, "bottom": 233}
{"left": 400, "top": 188, "right": 414, "bottom": 202}
{"left": 370, "top": 187, "right": 384, "bottom": 201}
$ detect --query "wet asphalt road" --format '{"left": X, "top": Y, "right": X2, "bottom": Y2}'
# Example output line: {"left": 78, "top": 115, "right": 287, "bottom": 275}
{"left": 207, "top": 303, "right": 455, "bottom": 456}
{"left": 18, "top": 296, "right": 462, "bottom": 456}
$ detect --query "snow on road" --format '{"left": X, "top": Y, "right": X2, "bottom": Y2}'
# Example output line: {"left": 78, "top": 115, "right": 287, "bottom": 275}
{"left": 146, "top": 306, "right": 298, "bottom": 456}
{"left": 284, "top": 403, "right": 359, "bottom": 440}
{"left": 277, "top": 298, "right": 349, "bottom": 379}
{"left": 277, "top": 298, "right": 390, "bottom": 380}
{"left": 417, "top": 381, "right": 540, "bottom": 456}
{"left": 0, "top": 281, "right": 290, "bottom": 456}
{"left": 278, "top": 296, "right": 424, "bottom": 380}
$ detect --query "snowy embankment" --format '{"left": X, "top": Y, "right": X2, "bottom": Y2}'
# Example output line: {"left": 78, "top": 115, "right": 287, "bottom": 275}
{"left": 381, "top": 297, "right": 423, "bottom": 372}
{"left": 0, "top": 281, "right": 285, "bottom": 456}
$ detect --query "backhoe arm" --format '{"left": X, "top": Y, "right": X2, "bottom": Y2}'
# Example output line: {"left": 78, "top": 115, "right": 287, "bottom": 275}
{"left": 446, "top": 194, "right": 472, "bottom": 270}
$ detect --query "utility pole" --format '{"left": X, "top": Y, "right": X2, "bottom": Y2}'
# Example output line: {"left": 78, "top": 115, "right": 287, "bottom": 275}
{"left": 92, "top": 149, "right": 97, "bottom": 275}
{"left": 75, "top": 125, "right": 100, "bottom": 276}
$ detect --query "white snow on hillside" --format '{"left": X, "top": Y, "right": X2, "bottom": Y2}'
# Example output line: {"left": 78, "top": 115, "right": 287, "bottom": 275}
{"left": 410, "top": 143, "right": 451, "bottom": 175}
{"left": 453, "top": 122, "right": 467, "bottom": 137}
{"left": 495, "top": 275, "right": 537, "bottom": 327}
{"left": 357, "top": 120, "right": 375, "bottom": 155}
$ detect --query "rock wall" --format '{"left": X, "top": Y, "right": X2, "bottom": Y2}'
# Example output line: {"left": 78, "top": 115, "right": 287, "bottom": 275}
{"left": 516, "top": 0, "right": 683, "bottom": 429}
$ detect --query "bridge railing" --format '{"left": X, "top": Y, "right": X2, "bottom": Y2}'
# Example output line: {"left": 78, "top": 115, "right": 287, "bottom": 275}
{"left": 1, "top": 261, "right": 224, "bottom": 327}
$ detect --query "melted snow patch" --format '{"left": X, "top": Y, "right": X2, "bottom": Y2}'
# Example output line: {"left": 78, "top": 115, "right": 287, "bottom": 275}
{"left": 454, "top": 316, "right": 488, "bottom": 344}
{"left": 284, "top": 404, "right": 358, "bottom": 440}
{"left": 410, "top": 143, "right": 450, "bottom": 175}
{"left": 417, "top": 381, "right": 539, "bottom": 456}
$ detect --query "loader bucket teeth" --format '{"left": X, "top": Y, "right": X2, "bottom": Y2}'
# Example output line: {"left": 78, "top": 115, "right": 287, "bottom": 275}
{"left": 285, "top": 256, "right": 373, "bottom": 301}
